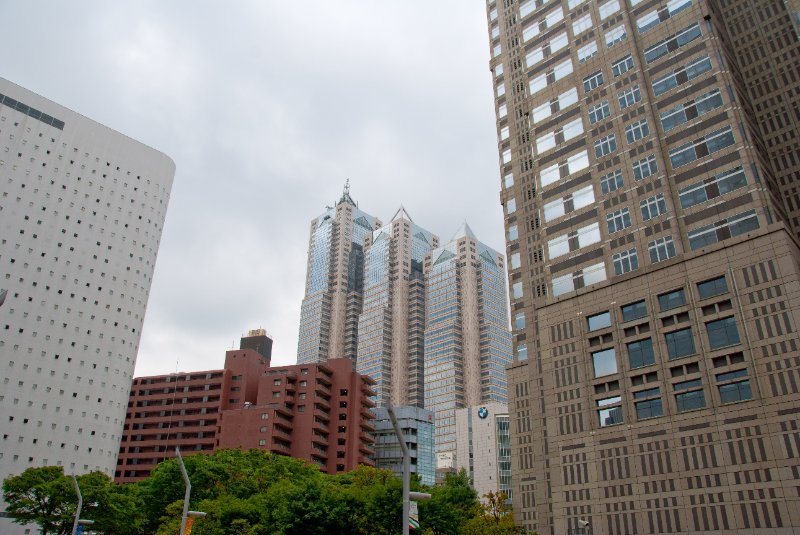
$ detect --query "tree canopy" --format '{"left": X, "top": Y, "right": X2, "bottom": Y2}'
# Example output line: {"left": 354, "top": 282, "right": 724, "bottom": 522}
{"left": 3, "top": 450, "right": 529, "bottom": 535}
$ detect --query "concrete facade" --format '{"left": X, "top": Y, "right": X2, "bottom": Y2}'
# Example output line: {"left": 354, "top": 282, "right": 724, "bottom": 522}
{"left": 455, "top": 403, "right": 512, "bottom": 504}
{"left": 0, "top": 77, "right": 174, "bottom": 485}
{"left": 486, "top": 0, "right": 800, "bottom": 533}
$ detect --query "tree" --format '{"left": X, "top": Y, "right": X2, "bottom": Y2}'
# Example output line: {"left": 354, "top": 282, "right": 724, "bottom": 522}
{"left": 2, "top": 466, "right": 76, "bottom": 535}
{"left": 460, "top": 491, "right": 526, "bottom": 535}
{"left": 419, "top": 469, "right": 479, "bottom": 534}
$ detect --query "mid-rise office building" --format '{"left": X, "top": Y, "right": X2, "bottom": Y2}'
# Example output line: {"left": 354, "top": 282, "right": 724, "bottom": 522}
{"left": 116, "top": 330, "right": 272, "bottom": 482}
{"left": 423, "top": 224, "right": 513, "bottom": 471}
{"left": 455, "top": 403, "right": 512, "bottom": 504}
{"left": 297, "top": 185, "right": 381, "bottom": 364}
{"left": 372, "top": 405, "right": 436, "bottom": 486}
{"left": 486, "top": 0, "right": 800, "bottom": 532}
{"left": 0, "top": 78, "right": 174, "bottom": 488}
{"left": 117, "top": 331, "right": 376, "bottom": 481}
{"left": 357, "top": 208, "right": 439, "bottom": 407}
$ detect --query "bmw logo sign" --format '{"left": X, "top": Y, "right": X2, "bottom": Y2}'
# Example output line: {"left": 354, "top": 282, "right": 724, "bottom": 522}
{"left": 478, "top": 407, "right": 489, "bottom": 419}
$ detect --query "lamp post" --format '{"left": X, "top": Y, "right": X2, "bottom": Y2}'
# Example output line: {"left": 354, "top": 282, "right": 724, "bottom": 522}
{"left": 386, "top": 404, "right": 431, "bottom": 534}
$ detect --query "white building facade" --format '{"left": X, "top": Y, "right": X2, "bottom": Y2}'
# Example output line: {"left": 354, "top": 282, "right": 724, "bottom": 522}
{"left": 0, "top": 77, "right": 174, "bottom": 490}
{"left": 455, "top": 402, "right": 512, "bottom": 503}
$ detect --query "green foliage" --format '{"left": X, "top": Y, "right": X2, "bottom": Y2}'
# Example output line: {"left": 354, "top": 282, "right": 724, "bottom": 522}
{"left": 2, "top": 466, "right": 76, "bottom": 535}
{"left": 2, "top": 450, "right": 526, "bottom": 535}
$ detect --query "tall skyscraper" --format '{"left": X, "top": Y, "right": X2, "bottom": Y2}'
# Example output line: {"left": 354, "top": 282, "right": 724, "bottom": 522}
{"left": 486, "top": 0, "right": 800, "bottom": 533}
{"left": 372, "top": 405, "right": 436, "bottom": 486}
{"left": 357, "top": 207, "right": 439, "bottom": 407}
{"left": 424, "top": 223, "right": 513, "bottom": 472}
{"left": 297, "top": 185, "right": 381, "bottom": 364}
{"left": 0, "top": 78, "right": 174, "bottom": 488}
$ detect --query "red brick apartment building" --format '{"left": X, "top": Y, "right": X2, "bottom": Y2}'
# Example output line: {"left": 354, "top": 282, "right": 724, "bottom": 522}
{"left": 115, "top": 330, "right": 376, "bottom": 482}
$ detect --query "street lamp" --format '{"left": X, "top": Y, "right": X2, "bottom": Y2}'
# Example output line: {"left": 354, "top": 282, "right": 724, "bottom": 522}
{"left": 386, "top": 404, "right": 431, "bottom": 534}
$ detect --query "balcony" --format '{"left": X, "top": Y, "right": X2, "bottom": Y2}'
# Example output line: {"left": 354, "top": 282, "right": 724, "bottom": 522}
{"left": 359, "top": 431, "right": 375, "bottom": 444}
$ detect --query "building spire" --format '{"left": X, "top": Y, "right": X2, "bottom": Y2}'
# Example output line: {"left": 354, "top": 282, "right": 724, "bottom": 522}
{"left": 343, "top": 178, "right": 350, "bottom": 197}
{"left": 338, "top": 178, "right": 356, "bottom": 207}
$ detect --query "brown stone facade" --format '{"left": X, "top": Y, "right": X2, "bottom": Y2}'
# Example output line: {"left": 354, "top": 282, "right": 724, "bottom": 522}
{"left": 486, "top": 0, "right": 800, "bottom": 532}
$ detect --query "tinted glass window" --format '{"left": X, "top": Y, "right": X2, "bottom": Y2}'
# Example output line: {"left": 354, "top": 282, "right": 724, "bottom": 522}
{"left": 697, "top": 276, "right": 728, "bottom": 299}
{"left": 665, "top": 328, "right": 695, "bottom": 359}
{"left": 658, "top": 288, "right": 686, "bottom": 311}
{"left": 587, "top": 311, "right": 612, "bottom": 331}
{"left": 621, "top": 300, "right": 647, "bottom": 322}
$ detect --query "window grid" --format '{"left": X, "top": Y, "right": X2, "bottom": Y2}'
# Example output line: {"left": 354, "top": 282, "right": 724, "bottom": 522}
{"left": 633, "top": 155, "right": 658, "bottom": 181}
{"left": 624, "top": 119, "right": 650, "bottom": 143}
{"left": 606, "top": 208, "right": 631, "bottom": 234}
{"left": 612, "top": 247, "right": 639, "bottom": 275}
{"left": 595, "top": 133, "right": 618, "bottom": 158}
{"left": 648, "top": 235, "right": 677, "bottom": 263}
{"left": 600, "top": 169, "right": 624, "bottom": 194}
{"left": 640, "top": 192, "right": 667, "bottom": 220}
{"left": 618, "top": 85, "right": 642, "bottom": 109}
{"left": 612, "top": 55, "right": 634, "bottom": 77}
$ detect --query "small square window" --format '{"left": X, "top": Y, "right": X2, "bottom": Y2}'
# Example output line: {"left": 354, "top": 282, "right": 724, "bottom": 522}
{"left": 592, "top": 348, "right": 618, "bottom": 377}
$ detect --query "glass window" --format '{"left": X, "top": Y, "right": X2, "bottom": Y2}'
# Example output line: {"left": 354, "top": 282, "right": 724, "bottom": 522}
{"left": 612, "top": 55, "right": 634, "bottom": 77}
{"left": 597, "top": 396, "right": 623, "bottom": 426}
{"left": 669, "top": 127, "right": 735, "bottom": 169}
{"left": 665, "top": 328, "right": 695, "bottom": 359}
{"left": 605, "top": 25, "right": 626, "bottom": 47}
{"left": 600, "top": 169, "right": 623, "bottom": 194}
{"left": 594, "top": 133, "right": 618, "bottom": 157}
{"left": 514, "top": 311, "right": 526, "bottom": 330}
{"left": 517, "top": 343, "right": 528, "bottom": 361}
{"left": 592, "top": 348, "right": 618, "bottom": 377}
{"left": 618, "top": 85, "right": 642, "bottom": 109}
{"left": 504, "top": 172, "right": 514, "bottom": 188}
{"left": 606, "top": 207, "right": 631, "bottom": 234}
{"left": 697, "top": 276, "right": 727, "bottom": 299}
{"left": 500, "top": 126, "right": 509, "bottom": 141}
{"left": 508, "top": 224, "right": 518, "bottom": 241}
{"left": 640, "top": 193, "right": 667, "bottom": 220}
{"left": 621, "top": 300, "right": 647, "bottom": 322}
{"left": 679, "top": 166, "right": 747, "bottom": 209}
{"left": 498, "top": 103, "right": 507, "bottom": 119}
{"left": 599, "top": 0, "right": 621, "bottom": 19}
{"left": 632, "top": 154, "right": 658, "bottom": 181}
{"left": 653, "top": 55, "right": 712, "bottom": 96}
{"left": 510, "top": 252, "right": 521, "bottom": 269}
{"left": 573, "top": 13, "right": 593, "bottom": 35}
{"left": 502, "top": 149, "right": 511, "bottom": 164}
{"left": 624, "top": 119, "right": 650, "bottom": 143}
{"left": 628, "top": 338, "right": 655, "bottom": 368}
{"left": 612, "top": 248, "right": 639, "bottom": 275}
{"left": 506, "top": 198, "right": 516, "bottom": 214}
{"left": 512, "top": 282, "right": 523, "bottom": 299}
{"left": 645, "top": 24, "right": 701, "bottom": 64}
{"left": 688, "top": 209, "right": 759, "bottom": 250}
{"left": 716, "top": 369, "right": 748, "bottom": 382}
{"left": 718, "top": 380, "right": 752, "bottom": 404}
{"left": 648, "top": 236, "right": 676, "bottom": 263}
{"left": 587, "top": 311, "right": 612, "bottom": 331}
{"left": 634, "top": 387, "right": 663, "bottom": 419}
{"left": 578, "top": 41, "right": 599, "bottom": 63}
{"left": 706, "top": 316, "right": 740, "bottom": 349}
{"left": 589, "top": 100, "right": 611, "bottom": 124}
{"left": 674, "top": 379, "right": 705, "bottom": 412}
{"left": 658, "top": 288, "right": 686, "bottom": 311}
{"left": 583, "top": 71, "right": 605, "bottom": 93}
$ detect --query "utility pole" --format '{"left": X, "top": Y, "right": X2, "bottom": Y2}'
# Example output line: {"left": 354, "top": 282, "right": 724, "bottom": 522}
{"left": 386, "top": 404, "right": 430, "bottom": 534}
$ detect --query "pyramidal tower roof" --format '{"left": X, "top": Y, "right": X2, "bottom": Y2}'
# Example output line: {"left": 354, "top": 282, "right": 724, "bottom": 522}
{"left": 450, "top": 221, "right": 477, "bottom": 242}
{"left": 391, "top": 205, "right": 414, "bottom": 223}
{"left": 337, "top": 179, "right": 356, "bottom": 207}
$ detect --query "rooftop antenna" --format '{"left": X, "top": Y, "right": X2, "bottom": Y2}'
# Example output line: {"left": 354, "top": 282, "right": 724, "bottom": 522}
{"left": 343, "top": 178, "right": 350, "bottom": 197}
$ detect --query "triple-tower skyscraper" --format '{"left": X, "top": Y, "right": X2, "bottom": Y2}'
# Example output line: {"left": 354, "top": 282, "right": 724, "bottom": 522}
{"left": 296, "top": 191, "right": 513, "bottom": 466}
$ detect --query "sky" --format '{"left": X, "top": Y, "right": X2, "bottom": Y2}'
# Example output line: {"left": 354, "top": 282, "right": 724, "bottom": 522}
{"left": 1, "top": 1, "right": 504, "bottom": 375}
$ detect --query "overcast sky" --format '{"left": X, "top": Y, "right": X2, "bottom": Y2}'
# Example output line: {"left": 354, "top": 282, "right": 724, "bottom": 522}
{"left": 2, "top": 1, "right": 504, "bottom": 375}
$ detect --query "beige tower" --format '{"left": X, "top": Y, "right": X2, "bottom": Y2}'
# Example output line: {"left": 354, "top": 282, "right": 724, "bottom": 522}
{"left": 357, "top": 207, "right": 438, "bottom": 407}
{"left": 297, "top": 186, "right": 380, "bottom": 364}
{"left": 486, "top": 0, "right": 800, "bottom": 533}
{"left": 424, "top": 224, "right": 513, "bottom": 472}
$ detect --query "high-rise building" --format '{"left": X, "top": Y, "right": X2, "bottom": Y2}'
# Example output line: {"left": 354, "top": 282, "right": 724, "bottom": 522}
{"left": 116, "top": 330, "right": 272, "bottom": 483}
{"left": 454, "top": 403, "right": 512, "bottom": 504}
{"left": 486, "top": 0, "right": 800, "bottom": 533}
{"left": 297, "top": 184, "right": 381, "bottom": 364}
{"left": 118, "top": 331, "right": 377, "bottom": 481}
{"left": 357, "top": 207, "right": 439, "bottom": 407}
{"left": 0, "top": 77, "right": 174, "bottom": 489}
{"left": 423, "top": 223, "right": 513, "bottom": 472}
{"left": 372, "top": 405, "right": 436, "bottom": 486}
